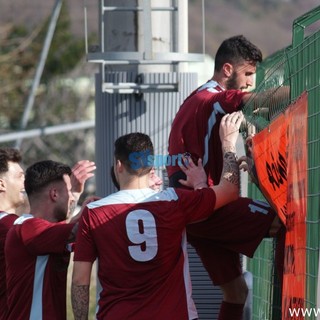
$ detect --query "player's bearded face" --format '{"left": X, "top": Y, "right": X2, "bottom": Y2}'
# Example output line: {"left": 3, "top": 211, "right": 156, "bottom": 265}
{"left": 226, "top": 61, "right": 256, "bottom": 91}
{"left": 54, "top": 175, "right": 75, "bottom": 222}
{"left": 54, "top": 196, "right": 74, "bottom": 222}
{"left": 226, "top": 70, "right": 239, "bottom": 90}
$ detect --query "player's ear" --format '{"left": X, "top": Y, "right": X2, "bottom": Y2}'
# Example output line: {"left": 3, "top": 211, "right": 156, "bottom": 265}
{"left": 49, "top": 188, "right": 58, "bottom": 202}
{"left": 223, "top": 63, "right": 233, "bottom": 77}
{"left": 115, "top": 159, "right": 124, "bottom": 173}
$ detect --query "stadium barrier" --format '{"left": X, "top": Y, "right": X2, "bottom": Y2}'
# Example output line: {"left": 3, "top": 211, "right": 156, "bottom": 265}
{"left": 242, "top": 5, "right": 320, "bottom": 320}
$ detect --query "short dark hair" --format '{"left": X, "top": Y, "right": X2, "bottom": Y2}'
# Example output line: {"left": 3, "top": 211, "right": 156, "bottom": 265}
{"left": 25, "top": 160, "right": 72, "bottom": 196}
{"left": 214, "top": 35, "right": 262, "bottom": 72}
{"left": 114, "top": 132, "right": 154, "bottom": 176}
{"left": 0, "top": 148, "right": 22, "bottom": 175}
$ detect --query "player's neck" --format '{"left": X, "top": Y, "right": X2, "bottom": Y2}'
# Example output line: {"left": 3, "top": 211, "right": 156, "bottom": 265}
{"left": 119, "top": 174, "right": 149, "bottom": 190}
{"left": 28, "top": 204, "right": 56, "bottom": 222}
{"left": 211, "top": 74, "right": 226, "bottom": 89}
{"left": 0, "top": 197, "right": 17, "bottom": 214}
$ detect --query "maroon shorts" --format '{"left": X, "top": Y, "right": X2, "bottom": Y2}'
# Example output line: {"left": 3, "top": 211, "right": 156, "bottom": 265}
{"left": 170, "top": 171, "right": 277, "bottom": 285}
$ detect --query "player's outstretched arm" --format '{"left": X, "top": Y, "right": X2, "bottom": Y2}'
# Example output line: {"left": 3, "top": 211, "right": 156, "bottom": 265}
{"left": 242, "top": 85, "right": 290, "bottom": 114}
{"left": 71, "top": 261, "right": 93, "bottom": 320}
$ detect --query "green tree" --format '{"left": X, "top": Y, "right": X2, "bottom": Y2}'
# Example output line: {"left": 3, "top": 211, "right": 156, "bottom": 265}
{"left": 0, "top": 1, "right": 96, "bottom": 179}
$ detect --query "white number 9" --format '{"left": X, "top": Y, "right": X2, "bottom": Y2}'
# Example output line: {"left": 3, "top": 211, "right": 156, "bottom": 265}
{"left": 125, "top": 210, "right": 158, "bottom": 262}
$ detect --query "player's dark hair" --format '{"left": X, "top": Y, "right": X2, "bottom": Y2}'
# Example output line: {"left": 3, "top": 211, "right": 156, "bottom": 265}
{"left": 25, "top": 160, "right": 72, "bottom": 196}
{"left": 114, "top": 132, "right": 154, "bottom": 176}
{"left": 0, "top": 148, "right": 22, "bottom": 175}
{"left": 214, "top": 35, "right": 262, "bottom": 72}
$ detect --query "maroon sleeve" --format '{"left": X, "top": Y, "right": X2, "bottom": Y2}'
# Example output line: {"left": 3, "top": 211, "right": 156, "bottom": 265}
{"left": 207, "top": 90, "right": 249, "bottom": 113}
{"left": 174, "top": 188, "right": 216, "bottom": 224}
{"left": 20, "top": 218, "right": 74, "bottom": 255}
{"left": 73, "top": 206, "right": 97, "bottom": 262}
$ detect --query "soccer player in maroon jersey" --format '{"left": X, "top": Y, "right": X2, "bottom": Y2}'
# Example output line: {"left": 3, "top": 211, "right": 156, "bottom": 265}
{"left": 71, "top": 112, "right": 244, "bottom": 320}
{"left": 168, "top": 35, "right": 286, "bottom": 320}
{"left": 5, "top": 159, "right": 96, "bottom": 320}
{"left": 0, "top": 148, "right": 26, "bottom": 320}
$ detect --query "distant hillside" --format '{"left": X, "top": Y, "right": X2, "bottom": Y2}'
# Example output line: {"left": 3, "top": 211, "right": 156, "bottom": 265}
{"left": 0, "top": 0, "right": 319, "bottom": 59}
{"left": 188, "top": 0, "right": 320, "bottom": 57}
{"left": 0, "top": 0, "right": 99, "bottom": 37}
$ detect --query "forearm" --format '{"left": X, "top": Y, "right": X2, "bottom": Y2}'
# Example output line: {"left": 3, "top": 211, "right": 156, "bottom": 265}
{"left": 220, "top": 146, "right": 240, "bottom": 195}
{"left": 209, "top": 146, "right": 240, "bottom": 210}
{"left": 243, "top": 86, "right": 290, "bottom": 114}
{"left": 69, "top": 195, "right": 79, "bottom": 217}
{"left": 71, "top": 283, "right": 90, "bottom": 320}
{"left": 212, "top": 111, "right": 242, "bottom": 208}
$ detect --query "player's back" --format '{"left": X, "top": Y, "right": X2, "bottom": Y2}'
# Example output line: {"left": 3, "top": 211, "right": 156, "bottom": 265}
{"left": 76, "top": 187, "right": 216, "bottom": 320}
{"left": 168, "top": 80, "right": 244, "bottom": 185}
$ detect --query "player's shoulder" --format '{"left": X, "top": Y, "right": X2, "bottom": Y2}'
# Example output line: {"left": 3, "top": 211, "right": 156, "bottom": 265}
{"left": 161, "top": 187, "right": 203, "bottom": 199}
{"left": 87, "top": 189, "right": 159, "bottom": 208}
{"left": 12, "top": 214, "right": 52, "bottom": 231}
{"left": 155, "top": 188, "right": 179, "bottom": 201}
{"left": 197, "top": 80, "right": 223, "bottom": 94}
{"left": 13, "top": 214, "right": 35, "bottom": 226}
{"left": 173, "top": 187, "right": 215, "bottom": 199}
{"left": 0, "top": 212, "right": 18, "bottom": 223}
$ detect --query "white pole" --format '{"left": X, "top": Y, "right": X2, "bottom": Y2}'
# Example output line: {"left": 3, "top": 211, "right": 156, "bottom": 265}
{"left": 16, "top": 0, "right": 63, "bottom": 148}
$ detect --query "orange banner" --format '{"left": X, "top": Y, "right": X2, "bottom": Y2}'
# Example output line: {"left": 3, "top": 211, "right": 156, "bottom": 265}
{"left": 252, "top": 113, "right": 288, "bottom": 225}
{"left": 282, "top": 92, "right": 307, "bottom": 320}
{"left": 252, "top": 92, "right": 308, "bottom": 319}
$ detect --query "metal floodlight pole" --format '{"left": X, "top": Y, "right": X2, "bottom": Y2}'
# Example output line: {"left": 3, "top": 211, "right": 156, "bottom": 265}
{"left": 16, "top": 0, "right": 63, "bottom": 148}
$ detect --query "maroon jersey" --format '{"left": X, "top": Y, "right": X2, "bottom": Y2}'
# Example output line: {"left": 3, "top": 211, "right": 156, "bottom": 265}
{"left": 168, "top": 80, "right": 248, "bottom": 186}
{"left": 74, "top": 187, "right": 216, "bottom": 320}
{"left": 0, "top": 212, "right": 17, "bottom": 320}
{"left": 5, "top": 214, "right": 74, "bottom": 320}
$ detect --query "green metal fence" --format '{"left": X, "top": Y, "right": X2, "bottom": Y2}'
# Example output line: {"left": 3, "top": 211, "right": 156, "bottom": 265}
{"left": 243, "top": 5, "right": 320, "bottom": 319}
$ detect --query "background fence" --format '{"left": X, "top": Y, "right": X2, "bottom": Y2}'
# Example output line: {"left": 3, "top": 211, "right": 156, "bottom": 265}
{"left": 242, "top": 5, "right": 320, "bottom": 319}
